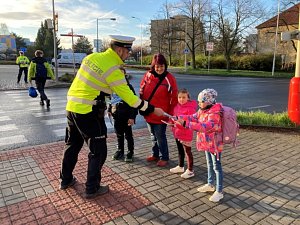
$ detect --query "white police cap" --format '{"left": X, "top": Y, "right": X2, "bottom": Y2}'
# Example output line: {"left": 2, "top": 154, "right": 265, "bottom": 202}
{"left": 109, "top": 35, "right": 135, "bottom": 50}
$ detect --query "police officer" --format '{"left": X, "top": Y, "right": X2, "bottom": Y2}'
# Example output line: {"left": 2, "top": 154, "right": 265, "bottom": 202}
{"left": 16, "top": 51, "right": 30, "bottom": 84}
{"left": 59, "top": 35, "right": 164, "bottom": 199}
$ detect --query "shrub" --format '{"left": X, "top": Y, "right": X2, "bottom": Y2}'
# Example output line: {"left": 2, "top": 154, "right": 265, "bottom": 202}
{"left": 210, "top": 55, "right": 226, "bottom": 69}
{"left": 194, "top": 53, "right": 283, "bottom": 71}
{"left": 195, "top": 55, "right": 208, "bottom": 69}
{"left": 58, "top": 73, "right": 75, "bottom": 83}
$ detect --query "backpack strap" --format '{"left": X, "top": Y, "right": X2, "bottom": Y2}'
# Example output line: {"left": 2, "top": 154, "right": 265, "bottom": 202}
{"left": 146, "top": 75, "right": 165, "bottom": 103}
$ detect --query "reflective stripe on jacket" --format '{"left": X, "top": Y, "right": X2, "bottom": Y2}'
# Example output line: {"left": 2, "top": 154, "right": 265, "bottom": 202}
{"left": 66, "top": 48, "right": 142, "bottom": 114}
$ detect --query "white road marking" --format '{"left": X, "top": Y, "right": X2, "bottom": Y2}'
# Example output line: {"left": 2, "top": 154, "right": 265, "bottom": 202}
{"left": 0, "top": 135, "right": 28, "bottom": 146}
{"left": 0, "top": 116, "right": 12, "bottom": 122}
{"left": 41, "top": 118, "right": 67, "bottom": 125}
{"left": 53, "top": 128, "right": 65, "bottom": 137}
{"left": 247, "top": 105, "right": 271, "bottom": 110}
{"left": 32, "top": 110, "right": 66, "bottom": 117}
{"left": 0, "top": 124, "right": 18, "bottom": 132}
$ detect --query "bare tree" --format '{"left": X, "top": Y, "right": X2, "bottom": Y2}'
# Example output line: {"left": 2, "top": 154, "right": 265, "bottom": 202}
{"left": 211, "top": 0, "right": 265, "bottom": 70}
{"left": 160, "top": 1, "right": 176, "bottom": 65}
{"left": 173, "top": 0, "right": 208, "bottom": 69}
{"left": 150, "top": 19, "right": 167, "bottom": 54}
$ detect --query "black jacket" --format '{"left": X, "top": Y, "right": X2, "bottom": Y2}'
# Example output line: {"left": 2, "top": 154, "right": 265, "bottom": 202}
{"left": 108, "top": 78, "right": 138, "bottom": 121}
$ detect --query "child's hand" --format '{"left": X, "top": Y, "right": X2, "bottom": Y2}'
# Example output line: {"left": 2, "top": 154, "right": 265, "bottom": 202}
{"left": 128, "top": 119, "right": 135, "bottom": 126}
{"left": 175, "top": 118, "right": 184, "bottom": 126}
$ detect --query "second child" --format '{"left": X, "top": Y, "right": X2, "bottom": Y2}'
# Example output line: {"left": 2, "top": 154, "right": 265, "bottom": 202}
{"left": 169, "top": 89, "right": 197, "bottom": 178}
{"left": 108, "top": 68, "right": 138, "bottom": 162}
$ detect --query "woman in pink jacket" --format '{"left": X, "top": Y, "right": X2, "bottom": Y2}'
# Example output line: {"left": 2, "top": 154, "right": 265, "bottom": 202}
{"left": 176, "top": 89, "right": 224, "bottom": 203}
{"left": 169, "top": 89, "right": 197, "bottom": 178}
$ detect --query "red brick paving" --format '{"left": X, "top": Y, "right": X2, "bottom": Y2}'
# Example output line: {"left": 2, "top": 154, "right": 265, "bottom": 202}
{"left": 0, "top": 135, "right": 151, "bottom": 224}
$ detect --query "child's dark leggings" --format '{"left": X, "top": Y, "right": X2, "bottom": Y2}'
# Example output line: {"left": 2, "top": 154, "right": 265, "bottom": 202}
{"left": 175, "top": 139, "right": 193, "bottom": 171}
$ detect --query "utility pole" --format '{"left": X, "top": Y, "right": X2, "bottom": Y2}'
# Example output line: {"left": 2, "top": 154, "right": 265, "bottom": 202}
{"left": 52, "top": 0, "right": 58, "bottom": 81}
{"left": 272, "top": 0, "right": 280, "bottom": 76}
{"left": 185, "top": 19, "right": 188, "bottom": 72}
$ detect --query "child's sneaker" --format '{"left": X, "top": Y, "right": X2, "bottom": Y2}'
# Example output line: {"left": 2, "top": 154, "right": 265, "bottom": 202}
{"left": 170, "top": 166, "right": 184, "bottom": 173}
{"left": 209, "top": 191, "right": 224, "bottom": 202}
{"left": 46, "top": 99, "right": 50, "bottom": 108}
{"left": 180, "top": 169, "right": 194, "bottom": 179}
{"left": 197, "top": 184, "right": 215, "bottom": 193}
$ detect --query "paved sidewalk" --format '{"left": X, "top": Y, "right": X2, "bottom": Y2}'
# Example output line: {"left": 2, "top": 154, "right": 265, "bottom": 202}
{"left": 0, "top": 128, "right": 299, "bottom": 225}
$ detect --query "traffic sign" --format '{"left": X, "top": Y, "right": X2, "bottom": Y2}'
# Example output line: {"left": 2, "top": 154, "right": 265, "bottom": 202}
{"left": 20, "top": 47, "right": 27, "bottom": 52}
{"left": 206, "top": 42, "right": 214, "bottom": 51}
{"left": 184, "top": 48, "right": 189, "bottom": 54}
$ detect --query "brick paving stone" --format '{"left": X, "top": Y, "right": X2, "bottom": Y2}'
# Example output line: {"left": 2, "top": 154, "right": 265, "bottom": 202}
{"left": 218, "top": 219, "right": 236, "bottom": 225}
{"left": 188, "top": 214, "right": 207, "bottom": 224}
{"left": 0, "top": 128, "right": 299, "bottom": 224}
{"left": 260, "top": 217, "right": 285, "bottom": 225}
{"left": 157, "top": 211, "right": 177, "bottom": 223}
{"left": 164, "top": 216, "right": 184, "bottom": 225}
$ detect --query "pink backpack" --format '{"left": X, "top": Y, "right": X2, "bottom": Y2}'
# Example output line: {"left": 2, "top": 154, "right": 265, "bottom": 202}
{"left": 219, "top": 106, "right": 239, "bottom": 147}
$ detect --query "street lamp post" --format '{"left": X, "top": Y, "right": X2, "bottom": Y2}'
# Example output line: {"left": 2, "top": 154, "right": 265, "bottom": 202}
{"left": 96, "top": 17, "right": 116, "bottom": 52}
{"left": 272, "top": 0, "right": 281, "bottom": 76}
{"left": 132, "top": 16, "right": 143, "bottom": 65}
{"left": 184, "top": 19, "right": 188, "bottom": 72}
{"left": 52, "top": 0, "right": 58, "bottom": 81}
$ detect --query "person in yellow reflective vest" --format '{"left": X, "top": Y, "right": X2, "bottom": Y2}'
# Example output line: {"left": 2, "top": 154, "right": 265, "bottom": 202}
{"left": 16, "top": 51, "right": 30, "bottom": 84}
{"left": 59, "top": 35, "right": 164, "bottom": 198}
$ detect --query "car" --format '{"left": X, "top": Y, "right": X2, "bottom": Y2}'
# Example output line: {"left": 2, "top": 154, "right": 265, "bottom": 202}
{"left": 0, "top": 53, "right": 6, "bottom": 60}
{"left": 51, "top": 53, "right": 86, "bottom": 67}
{"left": 6, "top": 54, "right": 17, "bottom": 60}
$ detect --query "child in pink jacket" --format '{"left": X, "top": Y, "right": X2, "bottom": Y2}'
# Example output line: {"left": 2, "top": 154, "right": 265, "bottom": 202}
{"left": 169, "top": 89, "right": 197, "bottom": 178}
{"left": 176, "top": 88, "right": 224, "bottom": 203}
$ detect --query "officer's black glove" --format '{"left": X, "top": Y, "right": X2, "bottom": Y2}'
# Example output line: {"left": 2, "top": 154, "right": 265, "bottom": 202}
{"left": 139, "top": 104, "right": 154, "bottom": 116}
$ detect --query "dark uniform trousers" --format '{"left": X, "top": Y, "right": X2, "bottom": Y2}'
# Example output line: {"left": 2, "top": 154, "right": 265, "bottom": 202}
{"left": 114, "top": 117, "right": 134, "bottom": 152}
{"left": 17, "top": 67, "right": 28, "bottom": 83}
{"left": 60, "top": 108, "right": 107, "bottom": 194}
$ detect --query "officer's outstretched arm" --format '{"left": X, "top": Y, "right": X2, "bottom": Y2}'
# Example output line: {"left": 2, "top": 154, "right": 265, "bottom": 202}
{"left": 153, "top": 108, "right": 164, "bottom": 116}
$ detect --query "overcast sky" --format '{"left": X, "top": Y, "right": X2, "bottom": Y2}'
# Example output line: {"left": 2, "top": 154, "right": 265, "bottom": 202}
{"left": 0, "top": 0, "right": 275, "bottom": 49}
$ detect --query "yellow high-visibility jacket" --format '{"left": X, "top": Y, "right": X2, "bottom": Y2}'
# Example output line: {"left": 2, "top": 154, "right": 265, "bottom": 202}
{"left": 16, "top": 56, "right": 30, "bottom": 68}
{"left": 66, "top": 48, "right": 145, "bottom": 114}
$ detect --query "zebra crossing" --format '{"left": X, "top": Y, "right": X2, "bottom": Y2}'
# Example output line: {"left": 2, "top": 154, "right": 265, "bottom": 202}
{"left": 0, "top": 88, "right": 117, "bottom": 151}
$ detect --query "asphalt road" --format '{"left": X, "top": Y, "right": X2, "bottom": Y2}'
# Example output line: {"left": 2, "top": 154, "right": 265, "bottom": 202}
{"left": 0, "top": 65, "right": 290, "bottom": 151}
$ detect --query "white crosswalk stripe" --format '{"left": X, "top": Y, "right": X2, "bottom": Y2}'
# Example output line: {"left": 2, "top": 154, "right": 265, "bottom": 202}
{"left": 0, "top": 124, "right": 18, "bottom": 132}
{"left": 53, "top": 128, "right": 65, "bottom": 137}
{"left": 0, "top": 135, "right": 28, "bottom": 147}
{"left": 0, "top": 116, "right": 12, "bottom": 122}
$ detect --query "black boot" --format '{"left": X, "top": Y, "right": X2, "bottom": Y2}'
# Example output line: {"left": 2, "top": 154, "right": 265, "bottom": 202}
{"left": 125, "top": 151, "right": 134, "bottom": 162}
{"left": 112, "top": 150, "right": 124, "bottom": 160}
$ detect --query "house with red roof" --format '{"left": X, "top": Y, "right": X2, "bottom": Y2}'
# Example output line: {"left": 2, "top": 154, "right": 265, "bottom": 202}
{"left": 256, "top": 3, "right": 300, "bottom": 69}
